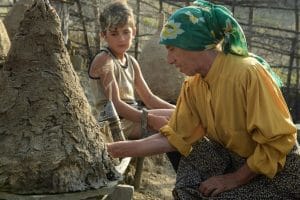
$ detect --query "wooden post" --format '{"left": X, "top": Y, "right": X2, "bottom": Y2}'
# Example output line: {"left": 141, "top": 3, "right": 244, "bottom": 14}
{"left": 133, "top": 108, "right": 148, "bottom": 189}
{"left": 92, "top": 0, "right": 101, "bottom": 55}
{"left": 75, "top": 0, "right": 93, "bottom": 62}
{"left": 293, "top": 0, "right": 299, "bottom": 122}
{"left": 247, "top": 2, "right": 254, "bottom": 51}
{"left": 134, "top": 0, "right": 140, "bottom": 59}
{"left": 286, "top": 0, "right": 298, "bottom": 110}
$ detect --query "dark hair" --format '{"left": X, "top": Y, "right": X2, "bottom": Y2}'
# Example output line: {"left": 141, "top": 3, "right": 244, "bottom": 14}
{"left": 100, "top": 1, "right": 135, "bottom": 32}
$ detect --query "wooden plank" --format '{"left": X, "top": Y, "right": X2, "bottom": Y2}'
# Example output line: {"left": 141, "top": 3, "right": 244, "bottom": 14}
{"left": 0, "top": 156, "right": 133, "bottom": 200}
{"left": 0, "top": 181, "right": 118, "bottom": 200}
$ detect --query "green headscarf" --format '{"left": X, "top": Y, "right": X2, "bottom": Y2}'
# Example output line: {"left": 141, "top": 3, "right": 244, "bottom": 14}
{"left": 159, "top": 0, "right": 282, "bottom": 87}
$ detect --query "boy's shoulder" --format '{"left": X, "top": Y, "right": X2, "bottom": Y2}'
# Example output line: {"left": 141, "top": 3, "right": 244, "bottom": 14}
{"left": 92, "top": 50, "right": 114, "bottom": 67}
{"left": 126, "top": 54, "right": 139, "bottom": 68}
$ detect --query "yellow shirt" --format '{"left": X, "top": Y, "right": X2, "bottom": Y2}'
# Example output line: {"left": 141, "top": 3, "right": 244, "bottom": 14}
{"left": 160, "top": 52, "right": 297, "bottom": 178}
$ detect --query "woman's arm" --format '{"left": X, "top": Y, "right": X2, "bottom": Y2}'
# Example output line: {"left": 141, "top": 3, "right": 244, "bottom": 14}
{"left": 107, "top": 133, "right": 176, "bottom": 158}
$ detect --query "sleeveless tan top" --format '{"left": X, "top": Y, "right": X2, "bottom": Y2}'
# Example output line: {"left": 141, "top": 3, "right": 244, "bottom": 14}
{"left": 89, "top": 47, "right": 137, "bottom": 117}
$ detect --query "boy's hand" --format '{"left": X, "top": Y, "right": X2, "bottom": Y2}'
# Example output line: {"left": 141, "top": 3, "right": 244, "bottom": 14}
{"left": 147, "top": 114, "right": 169, "bottom": 131}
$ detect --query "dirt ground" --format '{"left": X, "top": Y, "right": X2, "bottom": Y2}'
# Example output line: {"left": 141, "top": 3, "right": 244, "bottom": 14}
{"left": 131, "top": 155, "right": 176, "bottom": 200}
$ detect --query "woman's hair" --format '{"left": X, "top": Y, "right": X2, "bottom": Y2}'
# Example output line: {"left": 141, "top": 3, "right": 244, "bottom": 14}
{"left": 100, "top": 1, "right": 135, "bottom": 32}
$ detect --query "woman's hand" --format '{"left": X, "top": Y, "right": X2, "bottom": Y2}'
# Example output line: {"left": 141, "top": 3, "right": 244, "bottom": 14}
{"left": 107, "top": 140, "right": 136, "bottom": 158}
{"left": 199, "top": 173, "right": 241, "bottom": 197}
{"left": 199, "top": 163, "right": 257, "bottom": 197}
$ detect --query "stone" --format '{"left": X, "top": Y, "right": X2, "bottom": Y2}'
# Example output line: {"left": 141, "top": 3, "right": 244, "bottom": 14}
{"left": 107, "top": 184, "right": 134, "bottom": 200}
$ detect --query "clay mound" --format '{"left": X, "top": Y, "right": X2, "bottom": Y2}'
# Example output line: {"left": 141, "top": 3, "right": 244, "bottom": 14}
{"left": 3, "top": 0, "right": 35, "bottom": 40}
{"left": 0, "top": 20, "right": 10, "bottom": 62}
{"left": 139, "top": 11, "right": 185, "bottom": 103}
{"left": 139, "top": 34, "right": 185, "bottom": 103}
{"left": 0, "top": 0, "right": 119, "bottom": 194}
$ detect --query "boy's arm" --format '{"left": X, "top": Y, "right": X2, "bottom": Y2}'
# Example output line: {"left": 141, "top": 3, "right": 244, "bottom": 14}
{"left": 132, "top": 58, "right": 175, "bottom": 109}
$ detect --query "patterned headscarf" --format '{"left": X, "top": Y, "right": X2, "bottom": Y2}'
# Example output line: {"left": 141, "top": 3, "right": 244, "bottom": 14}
{"left": 160, "top": 0, "right": 282, "bottom": 87}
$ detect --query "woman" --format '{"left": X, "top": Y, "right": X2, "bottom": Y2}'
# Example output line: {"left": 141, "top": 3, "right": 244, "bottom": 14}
{"left": 108, "top": 1, "right": 300, "bottom": 199}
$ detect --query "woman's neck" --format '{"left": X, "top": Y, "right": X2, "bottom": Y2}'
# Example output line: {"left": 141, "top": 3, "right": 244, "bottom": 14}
{"left": 200, "top": 50, "right": 219, "bottom": 77}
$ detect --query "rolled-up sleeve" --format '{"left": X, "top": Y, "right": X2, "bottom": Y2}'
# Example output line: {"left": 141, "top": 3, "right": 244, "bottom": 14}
{"left": 245, "top": 66, "right": 297, "bottom": 178}
{"left": 160, "top": 78, "right": 205, "bottom": 156}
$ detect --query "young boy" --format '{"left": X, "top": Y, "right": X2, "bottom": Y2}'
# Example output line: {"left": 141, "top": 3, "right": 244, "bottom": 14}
{"left": 88, "top": 1, "right": 175, "bottom": 140}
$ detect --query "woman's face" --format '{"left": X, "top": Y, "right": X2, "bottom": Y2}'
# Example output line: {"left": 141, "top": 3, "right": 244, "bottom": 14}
{"left": 165, "top": 46, "right": 209, "bottom": 76}
{"left": 103, "top": 24, "right": 135, "bottom": 57}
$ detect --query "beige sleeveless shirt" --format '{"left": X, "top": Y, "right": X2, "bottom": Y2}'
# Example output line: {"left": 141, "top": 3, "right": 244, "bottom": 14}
{"left": 89, "top": 48, "right": 137, "bottom": 118}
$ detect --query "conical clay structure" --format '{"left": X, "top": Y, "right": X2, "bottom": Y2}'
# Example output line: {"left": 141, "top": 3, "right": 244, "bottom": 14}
{"left": 139, "top": 13, "right": 185, "bottom": 103}
{"left": 0, "top": 0, "right": 119, "bottom": 194}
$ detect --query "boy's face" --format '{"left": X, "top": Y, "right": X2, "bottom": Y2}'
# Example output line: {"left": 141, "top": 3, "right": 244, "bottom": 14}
{"left": 103, "top": 24, "right": 136, "bottom": 56}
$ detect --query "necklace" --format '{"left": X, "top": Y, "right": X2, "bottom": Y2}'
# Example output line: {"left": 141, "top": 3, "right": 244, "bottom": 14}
{"left": 117, "top": 55, "right": 128, "bottom": 69}
{"left": 107, "top": 47, "right": 128, "bottom": 69}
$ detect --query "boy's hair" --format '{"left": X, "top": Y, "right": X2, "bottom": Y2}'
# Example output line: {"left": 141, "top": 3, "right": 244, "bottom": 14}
{"left": 100, "top": 1, "right": 135, "bottom": 32}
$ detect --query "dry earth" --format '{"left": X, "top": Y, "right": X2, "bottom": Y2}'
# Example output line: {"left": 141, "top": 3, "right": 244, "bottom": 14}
{"left": 132, "top": 155, "right": 176, "bottom": 200}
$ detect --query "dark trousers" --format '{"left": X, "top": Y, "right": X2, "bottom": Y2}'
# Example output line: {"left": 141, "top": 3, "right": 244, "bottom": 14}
{"left": 166, "top": 151, "right": 182, "bottom": 173}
